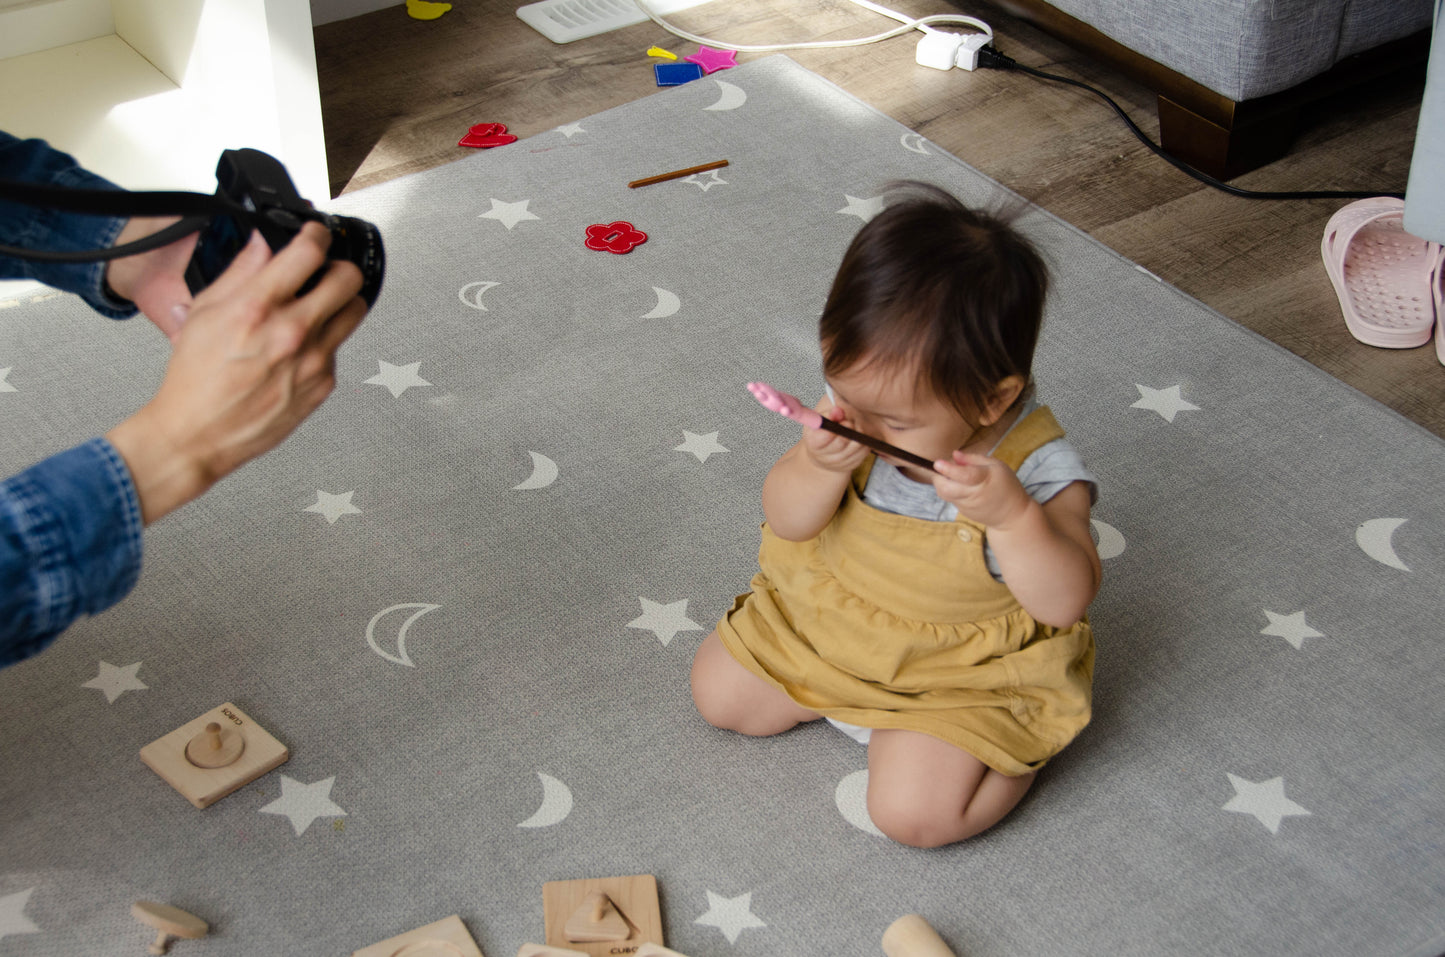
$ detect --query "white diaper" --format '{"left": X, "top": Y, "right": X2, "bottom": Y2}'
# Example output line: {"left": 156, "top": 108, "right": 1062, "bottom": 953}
{"left": 826, "top": 717, "right": 873, "bottom": 745}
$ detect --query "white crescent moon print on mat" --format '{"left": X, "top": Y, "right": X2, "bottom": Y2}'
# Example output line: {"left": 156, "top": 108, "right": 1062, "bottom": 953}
{"left": 1355, "top": 518, "right": 1410, "bottom": 571}
{"left": 512, "top": 451, "right": 559, "bottom": 490}
{"left": 704, "top": 79, "right": 747, "bottom": 111}
{"left": 642, "top": 287, "right": 681, "bottom": 319}
{"left": 517, "top": 772, "right": 573, "bottom": 828}
{"left": 458, "top": 281, "right": 499, "bottom": 310}
{"left": 900, "top": 132, "right": 930, "bottom": 154}
{"left": 365, "top": 603, "right": 441, "bottom": 667}
{"left": 1091, "top": 519, "right": 1126, "bottom": 560}
{"left": 834, "top": 770, "right": 884, "bottom": 837}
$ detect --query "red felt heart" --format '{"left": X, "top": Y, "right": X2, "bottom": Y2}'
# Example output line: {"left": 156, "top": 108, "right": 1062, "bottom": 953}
{"left": 459, "top": 122, "right": 517, "bottom": 148}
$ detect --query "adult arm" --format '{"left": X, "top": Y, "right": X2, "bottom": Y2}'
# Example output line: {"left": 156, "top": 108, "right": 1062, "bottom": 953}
{"left": 0, "top": 131, "right": 138, "bottom": 318}
{"left": 1, "top": 223, "right": 366, "bottom": 663}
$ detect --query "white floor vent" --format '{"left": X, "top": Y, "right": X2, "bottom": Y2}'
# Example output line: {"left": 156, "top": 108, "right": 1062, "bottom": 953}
{"left": 516, "top": 0, "right": 714, "bottom": 44}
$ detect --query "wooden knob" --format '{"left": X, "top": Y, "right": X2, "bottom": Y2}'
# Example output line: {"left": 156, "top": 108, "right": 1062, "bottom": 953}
{"left": 132, "top": 901, "right": 208, "bottom": 955}
{"left": 882, "top": 914, "right": 958, "bottom": 957}
{"left": 185, "top": 721, "right": 245, "bottom": 769}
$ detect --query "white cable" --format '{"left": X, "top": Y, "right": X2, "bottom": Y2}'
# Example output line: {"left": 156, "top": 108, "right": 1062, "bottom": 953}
{"left": 631, "top": 0, "right": 991, "bottom": 54}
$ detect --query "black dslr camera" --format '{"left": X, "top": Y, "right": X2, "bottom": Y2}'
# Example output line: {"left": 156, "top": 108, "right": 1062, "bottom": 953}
{"left": 186, "top": 148, "right": 385, "bottom": 307}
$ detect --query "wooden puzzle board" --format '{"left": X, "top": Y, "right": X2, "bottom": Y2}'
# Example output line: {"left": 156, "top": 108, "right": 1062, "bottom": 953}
{"left": 352, "top": 914, "right": 485, "bottom": 957}
{"left": 138, "top": 702, "right": 289, "bottom": 809}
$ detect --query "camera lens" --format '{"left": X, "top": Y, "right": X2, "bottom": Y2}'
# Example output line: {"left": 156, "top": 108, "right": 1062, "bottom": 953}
{"left": 326, "top": 216, "right": 385, "bottom": 308}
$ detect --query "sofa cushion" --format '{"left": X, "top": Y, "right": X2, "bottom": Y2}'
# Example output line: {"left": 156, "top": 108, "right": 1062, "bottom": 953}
{"left": 1042, "top": 0, "right": 1431, "bottom": 101}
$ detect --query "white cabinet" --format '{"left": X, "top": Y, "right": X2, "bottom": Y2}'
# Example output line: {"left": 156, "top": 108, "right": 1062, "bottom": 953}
{"left": 1, "top": 0, "right": 329, "bottom": 299}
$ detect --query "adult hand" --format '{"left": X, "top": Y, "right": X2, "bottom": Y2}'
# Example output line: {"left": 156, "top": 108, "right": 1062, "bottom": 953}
{"left": 104, "top": 215, "right": 199, "bottom": 341}
{"left": 105, "top": 222, "right": 367, "bottom": 524}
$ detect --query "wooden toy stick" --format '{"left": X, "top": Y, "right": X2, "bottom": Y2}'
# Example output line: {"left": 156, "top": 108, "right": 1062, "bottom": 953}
{"left": 881, "top": 914, "right": 958, "bottom": 957}
{"left": 628, "top": 159, "right": 728, "bottom": 188}
{"left": 747, "top": 381, "right": 939, "bottom": 472}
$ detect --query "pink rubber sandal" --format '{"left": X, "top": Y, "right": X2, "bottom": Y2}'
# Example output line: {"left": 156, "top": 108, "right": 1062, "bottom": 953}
{"left": 1433, "top": 243, "right": 1445, "bottom": 366}
{"left": 1321, "top": 197, "right": 1438, "bottom": 349}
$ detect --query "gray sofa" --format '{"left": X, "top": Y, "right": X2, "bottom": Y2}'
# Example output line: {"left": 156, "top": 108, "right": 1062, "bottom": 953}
{"left": 974, "top": 0, "right": 1435, "bottom": 176}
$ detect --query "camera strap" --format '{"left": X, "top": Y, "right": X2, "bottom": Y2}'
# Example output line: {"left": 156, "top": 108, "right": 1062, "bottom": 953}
{"left": 0, "top": 180, "right": 252, "bottom": 263}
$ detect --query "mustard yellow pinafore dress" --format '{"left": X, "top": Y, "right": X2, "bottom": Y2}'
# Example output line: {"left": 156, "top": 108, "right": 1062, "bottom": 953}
{"left": 716, "top": 406, "right": 1094, "bottom": 776}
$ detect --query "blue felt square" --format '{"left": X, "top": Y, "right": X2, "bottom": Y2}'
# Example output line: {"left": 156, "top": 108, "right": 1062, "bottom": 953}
{"left": 654, "top": 62, "right": 705, "bottom": 86}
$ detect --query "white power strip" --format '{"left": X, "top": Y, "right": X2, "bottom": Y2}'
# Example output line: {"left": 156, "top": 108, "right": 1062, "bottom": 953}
{"left": 517, "top": 0, "right": 715, "bottom": 44}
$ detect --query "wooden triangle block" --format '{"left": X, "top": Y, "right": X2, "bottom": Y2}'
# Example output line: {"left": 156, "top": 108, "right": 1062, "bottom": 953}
{"left": 564, "top": 891, "right": 631, "bottom": 943}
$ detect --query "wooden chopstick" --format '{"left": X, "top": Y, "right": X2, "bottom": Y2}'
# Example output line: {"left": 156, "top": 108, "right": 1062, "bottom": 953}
{"left": 628, "top": 159, "right": 729, "bottom": 188}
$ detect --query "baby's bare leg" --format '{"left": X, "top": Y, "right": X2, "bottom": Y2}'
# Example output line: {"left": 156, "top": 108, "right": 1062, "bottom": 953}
{"left": 866, "top": 728, "right": 1036, "bottom": 848}
{"left": 691, "top": 631, "right": 821, "bottom": 735}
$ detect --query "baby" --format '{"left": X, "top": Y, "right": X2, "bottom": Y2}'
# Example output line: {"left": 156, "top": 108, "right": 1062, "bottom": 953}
{"left": 692, "top": 182, "right": 1100, "bottom": 848}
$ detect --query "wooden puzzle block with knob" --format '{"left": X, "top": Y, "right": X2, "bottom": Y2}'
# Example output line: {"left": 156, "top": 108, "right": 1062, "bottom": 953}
{"left": 139, "top": 702, "right": 289, "bottom": 809}
{"left": 542, "top": 875, "right": 663, "bottom": 956}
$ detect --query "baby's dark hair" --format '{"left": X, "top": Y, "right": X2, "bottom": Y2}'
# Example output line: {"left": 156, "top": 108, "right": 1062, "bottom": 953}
{"left": 819, "top": 182, "right": 1049, "bottom": 420}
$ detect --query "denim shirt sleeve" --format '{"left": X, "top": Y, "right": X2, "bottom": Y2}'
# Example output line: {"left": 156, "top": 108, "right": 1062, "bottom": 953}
{"left": 0, "top": 130, "right": 139, "bottom": 319}
{"left": 0, "top": 438, "right": 144, "bottom": 667}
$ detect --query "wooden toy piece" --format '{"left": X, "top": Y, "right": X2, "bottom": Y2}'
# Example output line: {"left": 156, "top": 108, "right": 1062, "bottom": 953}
{"left": 351, "top": 914, "right": 485, "bottom": 957}
{"left": 184, "top": 721, "right": 245, "bottom": 769}
{"left": 542, "top": 876, "right": 663, "bottom": 957}
{"left": 881, "top": 914, "right": 959, "bottom": 957}
{"left": 131, "top": 901, "right": 208, "bottom": 955}
{"left": 515, "top": 946, "right": 589, "bottom": 957}
{"left": 564, "top": 891, "right": 631, "bottom": 942}
{"left": 634, "top": 945, "right": 692, "bottom": 957}
{"left": 140, "top": 702, "right": 289, "bottom": 809}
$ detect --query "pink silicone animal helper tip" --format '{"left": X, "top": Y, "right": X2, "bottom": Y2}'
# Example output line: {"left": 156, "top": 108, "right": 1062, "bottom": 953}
{"left": 747, "top": 382, "right": 823, "bottom": 429}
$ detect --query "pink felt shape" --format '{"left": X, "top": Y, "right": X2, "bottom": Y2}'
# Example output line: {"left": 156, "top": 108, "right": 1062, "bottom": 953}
{"left": 684, "top": 45, "right": 739, "bottom": 74}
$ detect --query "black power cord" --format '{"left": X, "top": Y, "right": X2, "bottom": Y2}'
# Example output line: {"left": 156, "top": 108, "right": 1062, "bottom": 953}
{"left": 976, "top": 45, "right": 1407, "bottom": 201}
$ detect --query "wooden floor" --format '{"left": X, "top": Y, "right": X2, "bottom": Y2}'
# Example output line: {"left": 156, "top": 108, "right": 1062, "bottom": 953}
{"left": 314, "top": 0, "right": 1443, "bottom": 438}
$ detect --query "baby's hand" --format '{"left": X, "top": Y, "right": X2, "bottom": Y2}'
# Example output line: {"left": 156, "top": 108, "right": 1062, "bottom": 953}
{"left": 801, "top": 399, "right": 870, "bottom": 474}
{"left": 933, "top": 451, "right": 1032, "bottom": 529}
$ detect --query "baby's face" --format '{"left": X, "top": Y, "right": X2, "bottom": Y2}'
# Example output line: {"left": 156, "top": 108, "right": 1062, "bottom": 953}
{"left": 825, "top": 362, "right": 981, "bottom": 481}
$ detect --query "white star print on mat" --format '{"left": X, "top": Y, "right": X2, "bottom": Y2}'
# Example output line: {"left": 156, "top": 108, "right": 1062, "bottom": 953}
{"left": 684, "top": 170, "right": 727, "bottom": 191}
{"left": 1223, "top": 774, "right": 1311, "bottom": 833}
{"left": 694, "top": 890, "right": 766, "bottom": 944}
{"left": 1260, "top": 610, "right": 1324, "bottom": 650}
{"left": 365, "top": 360, "right": 431, "bottom": 398}
{"left": 81, "top": 661, "right": 147, "bottom": 703}
{"left": 0, "top": 888, "right": 39, "bottom": 941}
{"left": 1131, "top": 383, "right": 1200, "bottom": 422}
{"left": 259, "top": 775, "right": 347, "bottom": 835}
{"left": 627, "top": 598, "right": 702, "bottom": 646}
{"left": 675, "top": 431, "right": 728, "bottom": 462}
{"left": 555, "top": 123, "right": 585, "bottom": 137}
{"left": 837, "top": 194, "right": 884, "bottom": 222}
{"left": 0, "top": 367, "right": 15, "bottom": 392}
{"left": 303, "top": 490, "right": 362, "bottom": 524}
{"left": 478, "top": 199, "right": 540, "bottom": 230}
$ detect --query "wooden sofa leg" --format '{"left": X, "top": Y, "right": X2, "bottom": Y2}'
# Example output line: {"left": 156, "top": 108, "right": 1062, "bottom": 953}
{"left": 1157, "top": 94, "right": 1301, "bottom": 180}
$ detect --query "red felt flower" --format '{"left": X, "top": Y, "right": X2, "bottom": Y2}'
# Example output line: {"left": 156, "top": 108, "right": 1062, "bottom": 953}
{"left": 584, "top": 221, "right": 648, "bottom": 254}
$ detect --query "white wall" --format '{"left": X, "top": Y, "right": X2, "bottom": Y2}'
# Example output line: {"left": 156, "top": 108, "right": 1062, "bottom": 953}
{"left": 310, "top": 0, "right": 401, "bottom": 26}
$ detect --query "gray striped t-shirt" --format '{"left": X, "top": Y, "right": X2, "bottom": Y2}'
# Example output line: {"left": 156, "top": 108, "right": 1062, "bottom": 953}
{"left": 860, "top": 397, "right": 1097, "bottom": 582}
